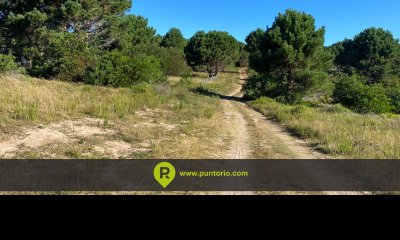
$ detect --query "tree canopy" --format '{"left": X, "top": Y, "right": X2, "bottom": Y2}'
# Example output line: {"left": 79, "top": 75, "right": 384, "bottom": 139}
{"left": 0, "top": 0, "right": 194, "bottom": 83}
{"left": 245, "top": 9, "right": 327, "bottom": 102}
{"left": 251, "top": 9, "right": 325, "bottom": 74}
{"left": 333, "top": 28, "right": 400, "bottom": 83}
{"left": 0, "top": 0, "right": 137, "bottom": 80}
{"left": 245, "top": 28, "right": 265, "bottom": 71}
{"left": 0, "top": 0, "right": 132, "bottom": 55}
{"left": 160, "top": 27, "right": 187, "bottom": 50}
{"left": 185, "top": 30, "right": 240, "bottom": 77}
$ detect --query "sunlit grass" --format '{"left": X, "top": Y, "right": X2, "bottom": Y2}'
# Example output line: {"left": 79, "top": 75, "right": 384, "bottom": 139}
{"left": 0, "top": 72, "right": 237, "bottom": 159}
{"left": 249, "top": 97, "right": 400, "bottom": 159}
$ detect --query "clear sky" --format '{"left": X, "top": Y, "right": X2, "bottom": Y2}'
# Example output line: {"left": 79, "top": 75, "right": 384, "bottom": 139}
{"left": 130, "top": 0, "right": 400, "bottom": 46}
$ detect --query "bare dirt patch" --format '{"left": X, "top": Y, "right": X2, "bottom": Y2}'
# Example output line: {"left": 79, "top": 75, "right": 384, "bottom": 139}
{"left": 22, "top": 129, "right": 69, "bottom": 149}
{"left": 96, "top": 141, "right": 151, "bottom": 158}
{"left": 239, "top": 69, "right": 249, "bottom": 80}
{"left": 103, "top": 141, "right": 133, "bottom": 158}
{"left": 0, "top": 118, "right": 116, "bottom": 158}
{"left": 131, "top": 122, "right": 178, "bottom": 131}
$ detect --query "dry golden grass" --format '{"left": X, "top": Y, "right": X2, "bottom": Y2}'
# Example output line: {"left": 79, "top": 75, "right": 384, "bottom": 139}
{"left": 0, "top": 72, "right": 237, "bottom": 159}
{"left": 190, "top": 71, "right": 241, "bottom": 95}
{"left": 249, "top": 97, "right": 400, "bottom": 159}
{"left": 0, "top": 74, "right": 165, "bottom": 125}
{"left": 150, "top": 111, "right": 229, "bottom": 159}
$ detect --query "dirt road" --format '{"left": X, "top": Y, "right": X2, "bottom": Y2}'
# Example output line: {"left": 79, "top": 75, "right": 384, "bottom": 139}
{"left": 222, "top": 79, "right": 326, "bottom": 159}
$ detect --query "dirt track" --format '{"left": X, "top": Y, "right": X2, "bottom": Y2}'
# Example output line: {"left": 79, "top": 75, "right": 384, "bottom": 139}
{"left": 222, "top": 78, "right": 326, "bottom": 159}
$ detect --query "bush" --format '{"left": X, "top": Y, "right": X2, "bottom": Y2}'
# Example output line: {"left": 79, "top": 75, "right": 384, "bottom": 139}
{"left": 89, "top": 51, "right": 164, "bottom": 87}
{"left": 288, "top": 70, "right": 331, "bottom": 104}
{"left": 236, "top": 50, "right": 249, "bottom": 67}
{"left": 333, "top": 75, "right": 393, "bottom": 114}
{"left": 158, "top": 47, "right": 191, "bottom": 76}
{"left": 388, "top": 87, "right": 400, "bottom": 114}
{"left": 28, "top": 30, "right": 67, "bottom": 79}
{"left": 28, "top": 31, "right": 96, "bottom": 82}
{"left": 0, "top": 54, "right": 24, "bottom": 73}
{"left": 321, "top": 104, "right": 352, "bottom": 114}
{"left": 243, "top": 74, "right": 266, "bottom": 100}
{"left": 57, "top": 35, "right": 98, "bottom": 82}
{"left": 243, "top": 73, "right": 299, "bottom": 103}
{"left": 130, "top": 82, "right": 154, "bottom": 94}
{"left": 244, "top": 73, "right": 284, "bottom": 100}
{"left": 244, "top": 70, "right": 330, "bottom": 104}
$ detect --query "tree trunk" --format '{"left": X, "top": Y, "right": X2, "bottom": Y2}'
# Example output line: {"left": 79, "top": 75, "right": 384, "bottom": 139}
{"left": 287, "top": 68, "right": 295, "bottom": 94}
{"left": 208, "top": 65, "right": 218, "bottom": 77}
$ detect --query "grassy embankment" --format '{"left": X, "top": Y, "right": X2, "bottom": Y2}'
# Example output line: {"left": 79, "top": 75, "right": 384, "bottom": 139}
{"left": 249, "top": 97, "right": 400, "bottom": 159}
{"left": 0, "top": 71, "right": 240, "bottom": 159}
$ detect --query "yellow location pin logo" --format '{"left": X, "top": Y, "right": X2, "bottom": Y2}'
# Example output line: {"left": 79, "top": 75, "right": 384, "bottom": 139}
{"left": 154, "top": 162, "right": 176, "bottom": 188}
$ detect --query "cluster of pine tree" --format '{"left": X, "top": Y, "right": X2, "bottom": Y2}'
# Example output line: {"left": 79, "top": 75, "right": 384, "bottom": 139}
{"left": 245, "top": 9, "right": 400, "bottom": 114}
{"left": 0, "top": 0, "right": 192, "bottom": 86}
{"left": 0, "top": 1, "right": 245, "bottom": 86}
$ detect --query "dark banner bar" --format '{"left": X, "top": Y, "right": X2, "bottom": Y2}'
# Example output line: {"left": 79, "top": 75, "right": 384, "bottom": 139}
{"left": 0, "top": 160, "right": 399, "bottom": 191}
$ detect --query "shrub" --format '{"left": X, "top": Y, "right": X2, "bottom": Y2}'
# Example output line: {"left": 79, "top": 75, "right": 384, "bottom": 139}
{"left": 89, "top": 51, "right": 164, "bottom": 87}
{"left": 57, "top": 35, "right": 98, "bottom": 82}
{"left": 333, "top": 75, "right": 393, "bottom": 114}
{"left": 131, "top": 82, "right": 154, "bottom": 94}
{"left": 388, "top": 87, "right": 400, "bottom": 114}
{"left": 158, "top": 47, "right": 191, "bottom": 76}
{"left": 0, "top": 54, "right": 24, "bottom": 73}
{"left": 28, "top": 31, "right": 96, "bottom": 82}
{"left": 243, "top": 74, "right": 266, "bottom": 100}
{"left": 244, "top": 70, "right": 331, "bottom": 104}
{"left": 236, "top": 49, "right": 249, "bottom": 67}
{"left": 321, "top": 104, "right": 352, "bottom": 114}
{"left": 288, "top": 70, "right": 331, "bottom": 104}
{"left": 243, "top": 74, "right": 284, "bottom": 100}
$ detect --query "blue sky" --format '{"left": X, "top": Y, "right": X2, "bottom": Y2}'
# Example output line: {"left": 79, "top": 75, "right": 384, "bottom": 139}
{"left": 130, "top": 0, "right": 400, "bottom": 46}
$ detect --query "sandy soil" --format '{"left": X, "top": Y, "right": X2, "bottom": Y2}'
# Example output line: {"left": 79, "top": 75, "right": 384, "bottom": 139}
{"left": 221, "top": 79, "right": 325, "bottom": 159}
